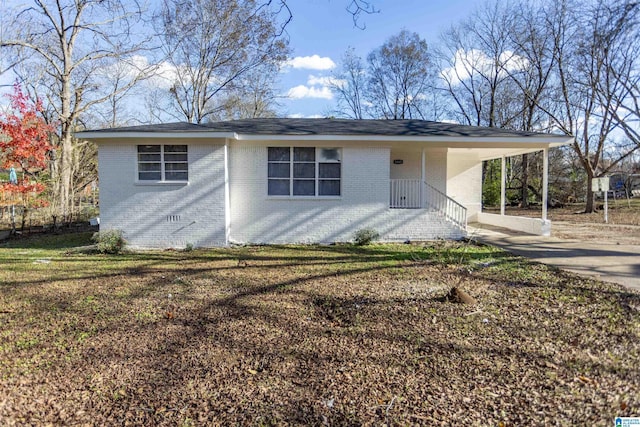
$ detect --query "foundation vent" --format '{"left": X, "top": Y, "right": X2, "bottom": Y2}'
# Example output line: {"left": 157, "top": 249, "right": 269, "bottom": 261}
{"left": 167, "top": 215, "right": 181, "bottom": 223}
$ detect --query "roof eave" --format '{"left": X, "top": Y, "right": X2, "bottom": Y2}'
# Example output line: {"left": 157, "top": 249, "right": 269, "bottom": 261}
{"left": 75, "top": 131, "right": 238, "bottom": 139}
{"left": 76, "top": 130, "right": 573, "bottom": 147}
{"left": 233, "top": 134, "right": 573, "bottom": 145}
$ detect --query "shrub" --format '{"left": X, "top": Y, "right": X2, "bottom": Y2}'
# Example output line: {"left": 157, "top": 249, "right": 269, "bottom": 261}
{"left": 353, "top": 228, "right": 380, "bottom": 246}
{"left": 92, "top": 230, "right": 126, "bottom": 254}
{"left": 482, "top": 179, "right": 501, "bottom": 206}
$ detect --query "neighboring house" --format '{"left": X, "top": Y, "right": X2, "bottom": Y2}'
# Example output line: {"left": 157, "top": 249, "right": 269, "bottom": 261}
{"left": 76, "top": 118, "right": 572, "bottom": 249}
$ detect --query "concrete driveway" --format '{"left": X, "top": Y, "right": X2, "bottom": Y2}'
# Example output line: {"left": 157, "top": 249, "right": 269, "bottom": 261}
{"left": 468, "top": 224, "right": 640, "bottom": 291}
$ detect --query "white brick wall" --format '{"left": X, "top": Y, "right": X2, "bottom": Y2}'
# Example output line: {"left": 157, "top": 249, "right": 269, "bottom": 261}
{"left": 98, "top": 140, "right": 226, "bottom": 248}
{"left": 425, "top": 148, "right": 448, "bottom": 193}
{"left": 228, "top": 143, "right": 463, "bottom": 244}
{"left": 447, "top": 153, "right": 482, "bottom": 221}
{"left": 390, "top": 148, "right": 422, "bottom": 179}
{"left": 97, "top": 140, "right": 468, "bottom": 248}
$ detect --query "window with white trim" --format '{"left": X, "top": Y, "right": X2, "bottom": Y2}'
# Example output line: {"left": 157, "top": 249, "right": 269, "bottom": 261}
{"left": 137, "top": 145, "right": 188, "bottom": 181}
{"left": 268, "top": 147, "right": 341, "bottom": 196}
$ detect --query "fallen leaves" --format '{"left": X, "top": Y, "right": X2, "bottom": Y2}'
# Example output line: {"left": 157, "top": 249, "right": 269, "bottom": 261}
{"left": 0, "top": 241, "right": 638, "bottom": 425}
{"left": 577, "top": 375, "right": 597, "bottom": 386}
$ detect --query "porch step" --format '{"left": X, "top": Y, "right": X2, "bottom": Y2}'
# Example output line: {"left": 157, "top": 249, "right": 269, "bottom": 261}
{"left": 379, "top": 209, "right": 466, "bottom": 242}
{"left": 389, "top": 179, "right": 467, "bottom": 232}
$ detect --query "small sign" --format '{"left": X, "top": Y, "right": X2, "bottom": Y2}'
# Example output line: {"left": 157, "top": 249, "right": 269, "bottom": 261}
{"left": 393, "top": 159, "right": 403, "bottom": 164}
{"left": 592, "top": 177, "right": 610, "bottom": 192}
{"left": 592, "top": 177, "right": 611, "bottom": 224}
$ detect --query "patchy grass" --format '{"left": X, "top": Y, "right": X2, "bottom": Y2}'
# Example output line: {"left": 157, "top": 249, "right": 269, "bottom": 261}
{"left": 0, "top": 234, "right": 638, "bottom": 425}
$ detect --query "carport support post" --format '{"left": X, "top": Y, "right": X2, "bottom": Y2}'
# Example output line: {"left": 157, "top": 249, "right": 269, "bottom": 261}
{"left": 224, "top": 138, "right": 231, "bottom": 245}
{"left": 500, "top": 155, "right": 506, "bottom": 216}
{"left": 542, "top": 148, "right": 548, "bottom": 221}
{"left": 421, "top": 148, "right": 426, "bottom": 207}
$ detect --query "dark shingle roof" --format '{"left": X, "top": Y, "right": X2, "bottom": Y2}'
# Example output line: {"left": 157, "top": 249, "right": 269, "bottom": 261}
{"left": 80, "top": 118, "right": 569, "bottom": 139}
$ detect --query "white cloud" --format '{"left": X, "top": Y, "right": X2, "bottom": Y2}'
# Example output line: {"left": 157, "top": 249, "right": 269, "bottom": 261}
{"left": 307, "top": 74, "right": 338, "bottom": 86}
{"left": 92, "top": 55, "right": 182, "bottom": 90}
{"left": 288, "top": 113, "right": 325, "bottom": 118}
{"left": 441, "top": 48, "right": 529, "bottom": 85}
{"left": 139, "top": 57, "right": 225, "bottom": 90}
{"left": 285, "top": 55, "right": 336, "bottom": 71}
{"left": 149, "top": 61, "right": 182, "bottom": 89}
{"left": 284, "top": 73, "right": 341, "bottom": 101}
{"left": 286, "top": 85, "right": 334, "bottom": 100}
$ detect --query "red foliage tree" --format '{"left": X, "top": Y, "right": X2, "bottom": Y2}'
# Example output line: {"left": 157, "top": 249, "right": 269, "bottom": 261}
{"left": 0, "top": 83, "right": 55, "bottom": 214}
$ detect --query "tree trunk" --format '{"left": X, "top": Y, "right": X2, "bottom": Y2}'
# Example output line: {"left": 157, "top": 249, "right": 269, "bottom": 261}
{"left": 20, "top": 207, "right": 28, "bottom": 233}
{"left": 58, "top": 131, "right": 74, "bottom": 222}
{"left": 10, "top": 205, "right": 16, "bottom": 234}
{"left": 59, "top": 63, "right": 73, "bottom": 223}
{"left": 585, "top": 173, "right": 595, "bottom": 213}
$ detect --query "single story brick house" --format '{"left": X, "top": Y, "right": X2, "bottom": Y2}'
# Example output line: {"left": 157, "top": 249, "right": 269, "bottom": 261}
{"left": 76, "top": 118, "right": 572, "bottom": 249}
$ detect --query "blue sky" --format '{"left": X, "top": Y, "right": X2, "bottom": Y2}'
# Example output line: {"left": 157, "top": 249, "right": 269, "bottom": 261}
{"left": 0, "top": 0, "right": 486, "bottom": 121}
{"left": 278, "top": 0, "right": 485, "bottom": 117}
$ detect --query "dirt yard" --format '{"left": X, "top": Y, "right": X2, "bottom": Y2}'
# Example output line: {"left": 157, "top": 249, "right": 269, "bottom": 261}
{"left": 484, "top": 199, "right": 640, "bottom": 245}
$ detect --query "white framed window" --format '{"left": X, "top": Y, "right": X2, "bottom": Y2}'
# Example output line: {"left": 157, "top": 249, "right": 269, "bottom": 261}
{"left": 137, "top": 145, "right": 188, "bottom": 182}
{"left": 268, "top": 147, "right": 341, "bottom": 196}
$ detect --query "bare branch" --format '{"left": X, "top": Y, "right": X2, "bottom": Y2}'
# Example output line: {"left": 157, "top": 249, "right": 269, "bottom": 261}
{"left": 346, "top": 0, "right": 379, "bottom": 29}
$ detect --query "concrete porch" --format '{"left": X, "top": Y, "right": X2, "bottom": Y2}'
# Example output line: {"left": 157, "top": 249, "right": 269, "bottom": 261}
{"left": 477, "top": 150, "right": 553, "bottom": 236}
{"left": 387, "top": 145, "right": 558, "bottom": 236}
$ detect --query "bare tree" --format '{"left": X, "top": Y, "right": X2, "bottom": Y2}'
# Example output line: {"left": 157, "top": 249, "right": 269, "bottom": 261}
{"left": 214, "top": 68, "right": 282, "bottom": 120}
{"left": 156, "top": 0, "right": 290, "bottom": 124}
{"left": 366, "top": 30, "right": 430, "bottom": 120}
{"left": 96, "top": 58, "right": 153, "bottom": 128}
{"left": 436, "top": 1, "right": 547, "bottom": 208}
{"left": 433, "top": 0, "right": 640, "bottom": 212}
{"left": 1, "top": 0, "right": 156, "bottom": 220}
{"left": 505, "top": 2, "right": 558, "bottom": 206}
{"left": 540, "top": 0, "right": 640, "bottom": 211}
{"left": 345, "top": 0, "right": 379, "bottom": 28}
{"left": 276, "top": 0, "right": 377, "bottom": 29}
{"left": 436, "top": 2, "right": 521, "bottom": 127}
{"left": 330, "top": 48, "right": 367, "bottom": 119}
{"left": 598, "top": 2, "right": 640, "bottom": 152}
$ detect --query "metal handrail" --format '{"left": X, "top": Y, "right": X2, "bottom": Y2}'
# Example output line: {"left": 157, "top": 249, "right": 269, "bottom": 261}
{"left": 389, "top": 179, "right": 422, "bottom": 208}
{"left": 389, "top": 179, "right": 467, "bottom": 230}
{"left": 422, "top": 181, "right": 467, "bottom": 229}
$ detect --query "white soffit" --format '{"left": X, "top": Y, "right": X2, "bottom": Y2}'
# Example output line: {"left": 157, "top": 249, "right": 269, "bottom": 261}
{"left": 77, "top": 131, "right": 573, "bottom": 149}
{"left": 447, "top": 147, "right": 557, "bottom": 161}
